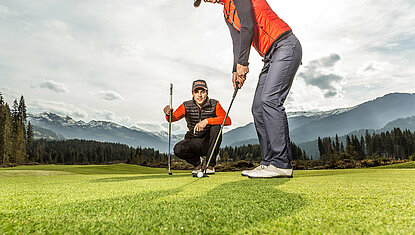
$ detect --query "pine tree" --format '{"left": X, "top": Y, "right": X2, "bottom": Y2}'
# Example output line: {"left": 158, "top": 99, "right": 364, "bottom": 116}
{"left": 318, "top": 137, "right": 325, "bottom": 158}
{"left": 26, "top": 121, "right": 34, "bottom": 161}
{"left": 0, "top": 94, "right": 5, "bottom": 165}
{"left": 18, "top": 96, "right": 27, "bottom": 123}
{"left": 335, "top": 134, "right": 340, "bottom": 155}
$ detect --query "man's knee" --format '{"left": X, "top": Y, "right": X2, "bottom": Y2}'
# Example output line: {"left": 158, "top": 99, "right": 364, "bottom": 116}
{"left": 174, "top": 143, "right": 184, "bottom": 157}
{"left": 210, "top": 125, "right": 221, "bottom": 133}
{"left": 261, "top": 95, "right": 285, "bottom": 110}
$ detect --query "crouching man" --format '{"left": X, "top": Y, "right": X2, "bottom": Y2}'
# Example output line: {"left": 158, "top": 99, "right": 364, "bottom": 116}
{"left": 163, "top": 79, "right": 231, "bottom": 174}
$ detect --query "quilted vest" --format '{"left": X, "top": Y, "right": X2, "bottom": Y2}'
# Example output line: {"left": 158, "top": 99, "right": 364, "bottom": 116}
{"left": 183, "top": 98, "right": 218, "bottom": 138}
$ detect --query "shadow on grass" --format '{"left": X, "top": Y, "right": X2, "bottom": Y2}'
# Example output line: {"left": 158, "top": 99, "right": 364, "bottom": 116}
{"left": 6, "top": 178, "right": 305, "bottom": 234}
{"left": 91, "top": 173, "right": 192, "bottom": 183}
{"left": 294, "top": 168, "right": 371, "bottom": 178}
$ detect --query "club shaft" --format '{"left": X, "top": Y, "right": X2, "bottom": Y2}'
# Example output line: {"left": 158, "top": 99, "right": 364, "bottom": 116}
{"left": 168, "top": 84, "right": 173, "bottom": 173}
{"left": 205, "top": 87, "right": 239, "bottom": 172}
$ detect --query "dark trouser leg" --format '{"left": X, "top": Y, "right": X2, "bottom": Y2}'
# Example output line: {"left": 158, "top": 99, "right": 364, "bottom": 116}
{"left": 174, "top": 137, "right": 203, "bottom": 167}
{"left": 203, "top": 125, "right": 222, "bottom": 167}
{"left": 252, "top": 34, "right": 302, "bottom": 169}
{"left": 252, "top": 70, "right": 271, "bottom": 165}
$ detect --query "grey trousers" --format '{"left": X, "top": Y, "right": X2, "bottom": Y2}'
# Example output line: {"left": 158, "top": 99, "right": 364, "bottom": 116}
{"left": 251, "top": 33, "right": 302, "bottom": 169}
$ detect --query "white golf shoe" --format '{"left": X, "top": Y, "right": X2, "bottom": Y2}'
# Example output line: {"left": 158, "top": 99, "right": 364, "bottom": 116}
{"left": 205, "top": 166, "right": 215, "bottom": 174}
{"left": 241, "top": 165, "right": 267, "bottom": 176}
{"left": 247, "top": 164, "right": 293, "bottom": 178}
{"left": 191, "top": 164, "right": 202, "bottom": 174}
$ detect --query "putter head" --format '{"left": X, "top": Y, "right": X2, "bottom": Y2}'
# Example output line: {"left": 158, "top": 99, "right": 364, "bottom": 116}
{"left": 168, "top": 172, "right": 172, "bottom": 175}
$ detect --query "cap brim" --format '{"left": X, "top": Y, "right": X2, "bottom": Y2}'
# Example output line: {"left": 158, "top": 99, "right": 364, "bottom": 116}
{"left": 193, "top": 0, "right": 201, "bottom": 7}
{"left": 192, "top": 86, "right": 208, "bottom": 91}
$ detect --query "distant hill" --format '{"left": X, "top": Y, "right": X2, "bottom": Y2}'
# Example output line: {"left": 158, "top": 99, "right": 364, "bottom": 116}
{"left": 298, "top": 115, "right": 415, "bottom": 160}
{"left": 28, "top": 113, "right": 174, "bottom": 151}
{"left": 290, "top": 93, "right": 415, "bottom": 143}
{"left": 28, "top": 93, "right": 415, "bottom": 155}
{"left": 32, "top": 125, "right": 66, "bottom": 140}
{"left": 223, "top": 93, "right": 415, "bottom": 146}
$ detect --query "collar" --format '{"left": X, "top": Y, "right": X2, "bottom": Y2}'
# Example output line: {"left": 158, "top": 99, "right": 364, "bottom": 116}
{"left": 192, "top": 97, "right": 211, "bottom": 109}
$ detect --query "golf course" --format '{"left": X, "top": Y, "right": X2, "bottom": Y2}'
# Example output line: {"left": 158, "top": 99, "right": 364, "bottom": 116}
{"left": 1, "top": 163, "right": 415, "bottom": 234}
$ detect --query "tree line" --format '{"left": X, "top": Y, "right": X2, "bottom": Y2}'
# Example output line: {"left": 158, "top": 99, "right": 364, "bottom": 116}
{"left": 219, "top": 141, "right": 309, "bottom": 163}
{"left": 27, "top": 139, "right": 167, "bottom": 165}
{"left": 318, "top": 128, "right": 415, "bottom": 162}
{"left": 0, "top": 93, "right": 170, "bottom": 167}
{"left": 0, "top": 93, "right": 33, "bottom": 166}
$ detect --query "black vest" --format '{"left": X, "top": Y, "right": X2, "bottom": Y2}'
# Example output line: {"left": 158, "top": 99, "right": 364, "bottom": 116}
{"left": 183, "top": 98, "right": 218, "bottom": 138}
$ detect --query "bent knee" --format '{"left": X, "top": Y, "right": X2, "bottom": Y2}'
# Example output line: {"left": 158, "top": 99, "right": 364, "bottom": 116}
{"left": 174, "top": 144, "right": 183, "bottom": 156}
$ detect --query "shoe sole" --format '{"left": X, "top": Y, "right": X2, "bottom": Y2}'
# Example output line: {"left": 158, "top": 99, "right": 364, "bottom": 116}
{"left": 248, "top": 175, "right": 293, "bottom": 179}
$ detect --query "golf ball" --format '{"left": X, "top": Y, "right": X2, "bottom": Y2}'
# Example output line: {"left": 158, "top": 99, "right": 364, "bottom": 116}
{"left": 197, "top": 172, "right": 204, "bottom": 178}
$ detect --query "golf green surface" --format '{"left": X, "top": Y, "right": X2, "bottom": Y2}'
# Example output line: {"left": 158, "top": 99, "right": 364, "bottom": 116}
{"left": 1, "top": 163, "right": 415, "bottom": 234}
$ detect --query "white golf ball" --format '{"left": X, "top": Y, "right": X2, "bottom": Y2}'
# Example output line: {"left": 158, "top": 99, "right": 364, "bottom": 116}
{"left": 197, "top": 172, "right": 204, "bottom": 178}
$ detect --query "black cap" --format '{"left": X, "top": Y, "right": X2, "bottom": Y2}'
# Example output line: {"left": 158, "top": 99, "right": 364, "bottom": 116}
{"left": 192, "top": 79, "right": 208, "bottom": 91}
{"left": 193, "top": 0, "right": 201, "bottom": 7}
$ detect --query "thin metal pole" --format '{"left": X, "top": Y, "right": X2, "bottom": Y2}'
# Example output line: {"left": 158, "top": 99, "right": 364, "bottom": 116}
{"left": 204, "top": 86, "right": 239, "bottom": 174}
{"left": 168, "top": 83, "right": 173, "bottom": 175}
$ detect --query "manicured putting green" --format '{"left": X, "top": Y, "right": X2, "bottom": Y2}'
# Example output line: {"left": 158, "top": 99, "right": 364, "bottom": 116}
{"left": 1, "top": 163, "right": 414, "bottom": 234}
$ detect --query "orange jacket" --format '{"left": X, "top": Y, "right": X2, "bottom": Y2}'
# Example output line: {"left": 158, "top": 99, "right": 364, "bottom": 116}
{"left": 221, "top": 0, "right": 292, "bottom": 57}
{"left": 165, "top": 102, "right": 231, "bottom": 126}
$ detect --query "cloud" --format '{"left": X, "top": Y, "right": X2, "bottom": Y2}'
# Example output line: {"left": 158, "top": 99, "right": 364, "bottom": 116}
{"left": 29, "top": 99, "right": 88, "bottom": 119}
{"left": 357, "top": 61, "right": 390, "bottom": 76}
{"left": 94, "top": 110, "right": 130, "bottom": 124}
{"left": 95, "top": 90, "right": 124, "bottom": 101}
{"left": 38, "top": 80, "right": 68, "bottom": 93}
{"left": 298, "top": 53, "right": 345, "bottom": 98}
{"left": 134, "top": 121, "right": 187, "bottom": 135}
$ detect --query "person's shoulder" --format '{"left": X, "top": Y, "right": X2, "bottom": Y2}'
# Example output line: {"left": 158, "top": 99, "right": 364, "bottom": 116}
{"left": 183, "top": 100, "right": 193, "bottom": 107}
{"left": 209, "top": 98, "right": 219, "bottom": 106}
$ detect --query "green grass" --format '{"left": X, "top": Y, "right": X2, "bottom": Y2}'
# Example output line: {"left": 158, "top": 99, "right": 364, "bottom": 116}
{"left": 1, "top": 163, "right": 415, "bottom": 234}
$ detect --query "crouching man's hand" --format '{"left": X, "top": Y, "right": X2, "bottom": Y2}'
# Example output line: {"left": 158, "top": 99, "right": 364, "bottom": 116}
{"left": 194, "top": 119, "right": 209, "bottom": 133}
{"left": 163, "top": 105, "right": 172, "bottom": 115}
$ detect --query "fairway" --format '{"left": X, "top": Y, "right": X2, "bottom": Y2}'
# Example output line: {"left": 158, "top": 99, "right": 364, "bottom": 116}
{"left": 1, "top": 164, "right": 415, "bottom": 234}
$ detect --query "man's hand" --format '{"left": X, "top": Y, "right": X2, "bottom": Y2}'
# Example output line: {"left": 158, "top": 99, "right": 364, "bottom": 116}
{"left": 232, "top": 72, "right": 246, "bottom": 89}
{"left": 163, "top": 105, "right": 172, "bottom": 115}
{"left": 237, "top": 64, "right": 249, "bottom": 78}
{"left": 193, "top": 119, "right": 209, "bottom": 134}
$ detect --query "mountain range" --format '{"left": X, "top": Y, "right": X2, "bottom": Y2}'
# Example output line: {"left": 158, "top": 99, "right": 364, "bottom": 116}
{"left": 28, "top": 92, "right": 415, "bottom": 157}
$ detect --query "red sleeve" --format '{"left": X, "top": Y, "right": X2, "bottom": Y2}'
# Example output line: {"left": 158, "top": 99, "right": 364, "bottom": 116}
{"left": 165, "top": 104, "right": 185, "bottom": 122}
{"left": 207, "top": 102, "right": 232, "bottom": 126}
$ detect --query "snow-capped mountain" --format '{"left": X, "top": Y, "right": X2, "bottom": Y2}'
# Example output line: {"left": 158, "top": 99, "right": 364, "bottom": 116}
{"left": 28, "top": 112, "right": 176, "bottom": 152}
{"left": 223, "top": 92, "right": 415, "bottom": 146}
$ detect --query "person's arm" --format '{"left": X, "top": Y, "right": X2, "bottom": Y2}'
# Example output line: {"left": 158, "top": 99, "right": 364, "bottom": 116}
{"left": 226, "top": 20, "right": 240, "bottom": 73}
{"left": 165, "top": 103, "right": 185, "bottom": 122}
{"left": 233, "top": 0, "right": 254, "bottom": 67}
{"left": 206, "top": 102, "right": 232, "bottom": 126}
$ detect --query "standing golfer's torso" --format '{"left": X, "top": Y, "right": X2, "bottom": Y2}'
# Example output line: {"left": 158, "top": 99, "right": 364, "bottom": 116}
{"left": 184, "top": 98, "right": 218, "bottom": 138}
{"left": 222, "top": 0, "right": 292, "bottom": 57}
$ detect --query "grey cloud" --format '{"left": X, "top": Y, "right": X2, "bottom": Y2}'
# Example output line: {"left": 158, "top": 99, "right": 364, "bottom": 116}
{"left": 39, "top": 80, "right": 68, "bottom": 93}
{"left": 324, "top": 91, "right": 338, "bottom": 98}
{"left": 320, "top": 54, "right": 341, "bottom": 67}
{"left": 298, "top": 54, "right": 345, "bottom": 98}
{"left": 101, "top": 111, "right": 115, "bottom": 120}
{"left": 363, "top": 64, "right": 376, "bottom": 72}
{"left": 95, "top": 90, "right": 123, "bottom": 101}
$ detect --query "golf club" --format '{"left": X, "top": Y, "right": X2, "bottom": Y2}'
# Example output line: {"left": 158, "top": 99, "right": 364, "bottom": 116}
{"left": 201, "top": 82, "right": 240, "bottom": 176}
{"left": 168, "top": 83, "right": 173, "bottom": 175}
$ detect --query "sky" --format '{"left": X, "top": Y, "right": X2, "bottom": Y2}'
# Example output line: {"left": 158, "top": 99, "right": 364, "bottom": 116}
{"left": 0, "top": 0, "right": 414, "bottom": 134}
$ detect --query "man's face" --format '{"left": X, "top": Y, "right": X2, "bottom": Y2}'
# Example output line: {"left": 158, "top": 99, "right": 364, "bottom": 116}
{"left": 192, "top": 88, "right": 208, "bottom": 106}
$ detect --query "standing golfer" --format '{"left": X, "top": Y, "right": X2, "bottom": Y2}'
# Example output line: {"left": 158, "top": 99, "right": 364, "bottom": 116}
{"left": 163, "top": 80, "right": 231, "bottom": 174}
{"left": 193, "top": 0, "right": 302, "bottom": 178}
